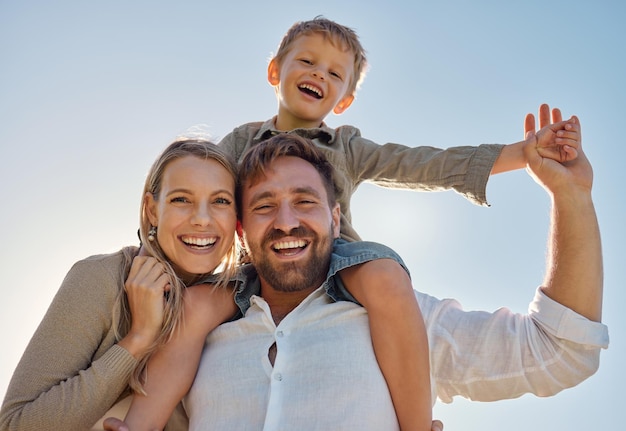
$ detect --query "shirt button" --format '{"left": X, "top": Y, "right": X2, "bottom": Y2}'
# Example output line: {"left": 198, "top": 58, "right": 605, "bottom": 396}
{"left": 274, "top": 373, "right": 283, "bottom": 381}
{"left": 276, "top": 330, "right": 284, "bottom": 338}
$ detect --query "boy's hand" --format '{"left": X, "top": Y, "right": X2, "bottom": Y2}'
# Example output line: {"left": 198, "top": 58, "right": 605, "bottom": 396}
{"left": 525, "top": 104, "right": 580, "bottom": 163}
{"left": 524, "top": 105, "right": 592, "bottom": 196}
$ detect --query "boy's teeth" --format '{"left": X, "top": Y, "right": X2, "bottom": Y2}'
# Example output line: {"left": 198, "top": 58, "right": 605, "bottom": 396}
{"left": 299, "top": 84, "right": 322, "bottom": 97}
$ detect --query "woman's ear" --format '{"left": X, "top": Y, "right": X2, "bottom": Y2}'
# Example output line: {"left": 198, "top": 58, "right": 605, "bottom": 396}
{"left": 333, "top": 93, "right": 355, "bottom": 115}
{"left": 145, "top": 192, "right": 159, "bottom": 226}
{"left": 267, "top": 59, "right": 280, "bottom": 86}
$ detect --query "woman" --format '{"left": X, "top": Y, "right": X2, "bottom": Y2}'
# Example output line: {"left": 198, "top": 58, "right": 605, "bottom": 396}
{"left": 0, "top": 139, "right": 239, "bottom": 431}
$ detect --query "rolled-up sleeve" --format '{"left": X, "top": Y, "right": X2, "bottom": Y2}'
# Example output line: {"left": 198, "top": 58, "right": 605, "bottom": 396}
{"left": 419, "top": 288, "right": 609, "bottom": 404}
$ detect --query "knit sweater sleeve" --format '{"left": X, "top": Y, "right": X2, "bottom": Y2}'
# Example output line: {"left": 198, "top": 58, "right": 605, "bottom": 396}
{"left": 0, "top": 252, "right": 138, "bottom": 431}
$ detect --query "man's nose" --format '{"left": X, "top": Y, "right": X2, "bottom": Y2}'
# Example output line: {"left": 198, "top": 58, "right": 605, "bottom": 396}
{"left": 273, "top": 204, "right": 299, "bottom": 232}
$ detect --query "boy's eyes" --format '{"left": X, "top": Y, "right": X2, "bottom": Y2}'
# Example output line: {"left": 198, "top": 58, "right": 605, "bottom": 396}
{"left": 297, "top": 58, "right": 343, "bottom": 80}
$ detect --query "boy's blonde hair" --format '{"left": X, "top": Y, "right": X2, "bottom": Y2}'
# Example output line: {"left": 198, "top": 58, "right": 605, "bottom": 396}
{"left": 273, "top": 16, "right": 368, "bottom": 96}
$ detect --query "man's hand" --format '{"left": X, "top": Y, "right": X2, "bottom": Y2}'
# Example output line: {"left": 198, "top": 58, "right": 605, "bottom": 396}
{"left": 523, "top": 104, "right": 592, "bottom": 196}
{"left": 527, "top": 103, "right": 580, "bottom": 163}
{"left": 431, "top": 419, "right": 444, "bottom": 431}
{"left": 102, "top": 417, "right": 129, "bottom": 431}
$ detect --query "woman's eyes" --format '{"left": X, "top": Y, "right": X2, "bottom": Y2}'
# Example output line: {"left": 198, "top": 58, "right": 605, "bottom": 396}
{"left": 171, "top": 196, "right": 189, "bottom": 203}
{"left": 170, "top": 196, "right": 231, "bottom": 205}
{"left": 214, "top": 197, "right": 232, "bottom": 205}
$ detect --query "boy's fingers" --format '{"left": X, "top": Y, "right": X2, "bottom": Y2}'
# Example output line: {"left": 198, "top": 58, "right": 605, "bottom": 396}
{"left": 524, "top": 113, "right": 536, "bottom": 139}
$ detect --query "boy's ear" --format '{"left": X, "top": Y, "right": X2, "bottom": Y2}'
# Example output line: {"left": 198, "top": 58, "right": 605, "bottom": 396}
{"left": 333, "top": 94, "right": 355, "bottom": 115}
{"left": 267, "top": 59, "right": 280, "bottom": 86}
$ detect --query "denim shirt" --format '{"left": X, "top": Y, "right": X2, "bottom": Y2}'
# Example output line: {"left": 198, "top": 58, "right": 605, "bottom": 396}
{"left": 219, "top": 117, "right": 504, "bottom": 241}
{"left": 232, "top": 239, "right": 407, "bottom": 315}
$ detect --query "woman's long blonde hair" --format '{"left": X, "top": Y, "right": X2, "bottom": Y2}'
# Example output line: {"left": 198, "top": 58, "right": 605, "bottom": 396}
{"left": 113, "top": 138, "right": 239, "bottom": 393}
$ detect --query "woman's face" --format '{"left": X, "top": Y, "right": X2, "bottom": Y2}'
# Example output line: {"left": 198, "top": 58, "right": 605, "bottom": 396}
{"left": 146, "top": 155, "right": 236, "bottom": 283}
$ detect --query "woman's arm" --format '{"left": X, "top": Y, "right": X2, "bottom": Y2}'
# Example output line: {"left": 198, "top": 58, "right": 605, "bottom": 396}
{"left": 0, "top": 254, "right": 138, "bottom": 431}
{"left": 0, "top": 251, "right": 171, "bottom": 431}
{"left": 123, "top": 284, "right": 237, "bottom": 431}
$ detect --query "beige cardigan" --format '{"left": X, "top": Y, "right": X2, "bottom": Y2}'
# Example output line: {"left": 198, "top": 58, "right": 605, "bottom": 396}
{"left": 0, "top": 249, "right": 189, "bottom": 431}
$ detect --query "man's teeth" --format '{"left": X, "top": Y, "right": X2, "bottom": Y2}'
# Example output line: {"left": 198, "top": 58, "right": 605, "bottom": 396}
{"left": 273, "top": 239, "right": 307, "bottom": 250}
{"left": 183, "top": 237, "right": 217, "bottom": 247}
{"left": 298, "top": 84, "right": 322, "bottom": 97}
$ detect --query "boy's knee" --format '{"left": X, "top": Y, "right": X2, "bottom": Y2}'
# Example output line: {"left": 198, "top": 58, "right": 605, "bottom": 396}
{"left": 357, "top": 259, "right": 414, "bottom": 303}
{"left": 366, "top": 258, "right": 411, "bottom": 285}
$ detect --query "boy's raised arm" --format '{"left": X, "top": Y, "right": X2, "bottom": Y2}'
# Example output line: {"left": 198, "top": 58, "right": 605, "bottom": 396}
{"left": 491, "top": 104, "right": 580, "bottom": 175}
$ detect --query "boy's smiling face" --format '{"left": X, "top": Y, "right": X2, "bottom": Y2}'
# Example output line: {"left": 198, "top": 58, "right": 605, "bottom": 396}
{"left": 268, "top": 33, "right": 355, "bottom": 131}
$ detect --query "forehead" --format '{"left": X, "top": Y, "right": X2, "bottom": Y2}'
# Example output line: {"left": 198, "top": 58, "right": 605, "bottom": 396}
{"left": 289, "top": 33, "right": 354, "bottom": 61}
{"left": 243, "top": 156, "right": 327, "bottom": 203}
{"left": 162, "top": 156, "right": 234, "bottom": 191}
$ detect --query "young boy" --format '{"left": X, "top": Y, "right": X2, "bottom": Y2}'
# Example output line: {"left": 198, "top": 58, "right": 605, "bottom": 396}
{"left": 217, "top": 17, "right": 580, "bottom": 430}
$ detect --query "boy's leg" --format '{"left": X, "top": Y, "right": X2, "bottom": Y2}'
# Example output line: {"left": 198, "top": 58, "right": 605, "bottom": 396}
{"left": 340, "top": 258, "right": 432, "bottom": 431}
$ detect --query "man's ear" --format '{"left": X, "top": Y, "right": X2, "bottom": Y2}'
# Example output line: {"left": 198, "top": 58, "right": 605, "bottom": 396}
{"left": 331, "top": 203, "right": 341, "bottom": 238}
{"left": 145, "top": 192, "right": 158, "bottom": 226}
{"left": 333, "top": 94, "right": 354, "bottom": 115}
{"left": 236, "top": 220, "right": 244, "bottom": 239}
{"left": 267, "top": 59, "right": 280, "bottom": 86}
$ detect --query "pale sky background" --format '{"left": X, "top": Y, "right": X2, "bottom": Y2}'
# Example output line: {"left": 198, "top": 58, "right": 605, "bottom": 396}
{"left": 1, "top": 0, "right": 623, "bottom": 429}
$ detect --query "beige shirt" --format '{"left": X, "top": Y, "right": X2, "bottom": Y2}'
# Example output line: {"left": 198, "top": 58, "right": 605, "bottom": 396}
{"left": 219, "top": 118, "right": 504, "bottom": 241}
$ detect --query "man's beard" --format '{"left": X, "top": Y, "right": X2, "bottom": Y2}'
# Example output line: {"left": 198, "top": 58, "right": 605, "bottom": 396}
{"left": 248, "top": 225, "right": 333, "bottom": 293}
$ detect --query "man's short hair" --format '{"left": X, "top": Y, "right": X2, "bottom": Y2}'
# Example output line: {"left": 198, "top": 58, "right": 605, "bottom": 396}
{"left": 237, "top": 133, "right": 337, "bottom": 217}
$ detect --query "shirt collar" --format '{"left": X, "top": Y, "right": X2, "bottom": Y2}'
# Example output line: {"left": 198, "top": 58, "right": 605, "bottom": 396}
{"left": 253, "top": 116, "right": 336, "bottom": 144}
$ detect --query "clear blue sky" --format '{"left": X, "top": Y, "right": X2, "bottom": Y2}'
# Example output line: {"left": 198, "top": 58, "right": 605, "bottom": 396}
{"left": 1, "top": 1, "right": 623, "bottom": 429}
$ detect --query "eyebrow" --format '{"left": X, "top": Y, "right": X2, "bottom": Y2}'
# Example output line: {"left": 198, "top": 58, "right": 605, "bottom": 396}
{"left": 165, "top": 188, "right": 234, "bottom": 197}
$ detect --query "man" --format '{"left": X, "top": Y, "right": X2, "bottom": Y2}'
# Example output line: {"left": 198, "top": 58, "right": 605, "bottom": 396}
{"left": 106, "top": 107, "right": 607, "bottom": 430}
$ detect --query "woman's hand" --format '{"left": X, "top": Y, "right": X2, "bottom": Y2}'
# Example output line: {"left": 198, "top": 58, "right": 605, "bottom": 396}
{"left": 117, "top": 255, "right": 171, "bottom": 358}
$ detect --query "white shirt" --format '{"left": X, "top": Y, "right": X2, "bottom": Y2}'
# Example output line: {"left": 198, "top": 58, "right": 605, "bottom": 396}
{"left": 184, "top": 287, "right": 609, "bottom": 430}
